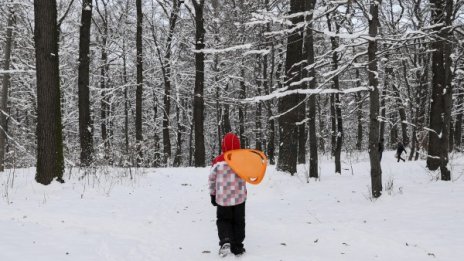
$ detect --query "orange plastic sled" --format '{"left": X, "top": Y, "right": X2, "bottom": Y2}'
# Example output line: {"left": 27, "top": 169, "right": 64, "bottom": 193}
{"left": 224, "top": 149, "right": 267, "bottom": 185}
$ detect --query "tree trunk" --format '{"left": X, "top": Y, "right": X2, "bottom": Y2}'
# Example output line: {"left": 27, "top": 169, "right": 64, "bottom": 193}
{"left": 367, "top": 0, "right": 382, "bottom": 198}
{"left": 77, "top": 0, "right": 94, "bottom": 167}
{"left": 264, "top": 0, "right": 275, "bottom": 165}
{"left": 0, "top": 9, "right": 15, "bottom": 172}
{"left": 161, "top": 0, "right": 181, "bottom": 165}
{"left": 34, "top": 0, "right": 64, "bottom": 184}
{"left": 426, "top": 0, "right": 453, "bottom": 181}
{"left": 268, "top": 47, "right": 283, "bottom": 165}
{"left": 455, "top": 93, "right": 463, "bottom": 150}
{"left": 277, "top": 0, "right": 304, "bottom": 175}
{"left": 122, "top": 38, "right": 129, "bottom": 155}
{"left": 239, "top": 66, "right": 246, "bottom": 147}
{"left": 153, "top": 93, "right": 161, "bottom": 167}
{"left": 379, "top": 75, "right": 386, "bottom": 141}
{"left": 193, "top": 0, "right": 206, "bottom": 167}
{"left": 327, "top": 15, "right": 343, "bottom": 173}
{"left": 213, "top": 55, "right": 222, "bottom": 155}
{"left": 330, "top": 94, "right": 336, "bottom": 156}
{"left": 389, "top": 73, "right": 409, "bottom": 146}
{"left": 305, "top": 0, "right": 318, "bottom": 178}
{"left": 99, "top": 12, "right": 110, "bottom": 163}
{"left": 173, "top": 99, "right": 183, "bottom": 167}
{"left": 355, "top": 66, "right": 363, "bottom": 151}
{"left": 135, "top": 0, "right": 143, "bottom": 166}
{"left": 222, "top": 84, "right": 232, "bottom": 134}
{"left": 449, "top": 119, "right": 454, "bottom": 152}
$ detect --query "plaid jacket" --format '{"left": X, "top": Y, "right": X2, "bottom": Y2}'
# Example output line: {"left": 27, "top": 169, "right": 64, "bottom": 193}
{"left": 209, "top": 161, "right": 247, "bottom": 206}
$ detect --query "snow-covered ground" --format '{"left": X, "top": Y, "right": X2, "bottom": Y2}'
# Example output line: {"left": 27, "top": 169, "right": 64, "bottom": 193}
{"left": 1, "top": 151, "right": 463, "bottom": 261}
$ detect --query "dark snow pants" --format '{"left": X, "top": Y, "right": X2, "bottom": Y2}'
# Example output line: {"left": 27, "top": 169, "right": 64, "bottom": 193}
{"left": 216, "top": 202, "right": 245, "bottom": 250}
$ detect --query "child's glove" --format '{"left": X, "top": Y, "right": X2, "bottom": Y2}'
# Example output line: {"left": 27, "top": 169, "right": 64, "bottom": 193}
{"left": 210, "top": 195, "right": 218, "bottom": 207}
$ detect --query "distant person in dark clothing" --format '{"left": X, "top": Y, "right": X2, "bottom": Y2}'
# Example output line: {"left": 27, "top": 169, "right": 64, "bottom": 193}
{"left": 378, "top": 138, "right": 385, "bottom": 161}
{"left": 396, "top": 141, "right": 407, "bottom": 162}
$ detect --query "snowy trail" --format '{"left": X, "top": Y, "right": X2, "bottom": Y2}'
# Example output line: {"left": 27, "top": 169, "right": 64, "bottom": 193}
{"left": 1, "top": 152, "right": 463, "bottom": 261}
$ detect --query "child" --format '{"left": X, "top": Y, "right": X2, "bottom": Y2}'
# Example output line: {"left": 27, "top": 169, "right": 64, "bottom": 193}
{"left": 378, "top": 138, "right": 385, "bottom": 161}
{"left": 208, "top": 132, "right": 247, "bottom": 256}
{"left": 396, "top": 141, "right": 407, "bottom": 162}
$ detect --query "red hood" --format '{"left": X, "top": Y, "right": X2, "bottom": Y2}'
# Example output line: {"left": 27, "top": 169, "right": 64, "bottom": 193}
{"left": 212, "top": 133, "right": 241, "bottom": 165}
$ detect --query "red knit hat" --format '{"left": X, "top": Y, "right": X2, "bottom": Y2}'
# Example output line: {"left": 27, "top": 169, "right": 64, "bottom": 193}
{"left": 221, "top": 132, "right": 241, "bottom": 153}
{"left": 212, "top": 132, "right": 241, "bottom": 165}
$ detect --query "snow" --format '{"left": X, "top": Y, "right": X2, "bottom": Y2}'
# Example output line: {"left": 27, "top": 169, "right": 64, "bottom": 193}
{"left": 1, "top": 153, "right": 464, "bottom": 261}
{"left": 244, "top": 86, "right": 369, "bottom": 103}
{"left": 0, "top": 69, "right": 35, "bottom": 74}
{"left": 193, "top": 44, "right": 253, "bottom": 54}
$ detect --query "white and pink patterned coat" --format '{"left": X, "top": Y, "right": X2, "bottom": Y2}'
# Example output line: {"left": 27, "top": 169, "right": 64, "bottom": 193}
{"left": 209, "top": 161, "right": 247, "bottom": 207}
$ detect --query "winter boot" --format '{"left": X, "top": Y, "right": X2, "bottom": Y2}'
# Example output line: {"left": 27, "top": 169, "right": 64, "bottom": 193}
{"left": 219, "top": 243, "right": 231, "bottom": 257}
{"left": 231, "top": 245, "right": 246, "bottom": 256}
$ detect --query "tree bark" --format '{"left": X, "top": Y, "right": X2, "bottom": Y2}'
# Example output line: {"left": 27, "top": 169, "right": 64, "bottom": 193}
{"left": 367, "top": 0, "right": 382, "bottom": 198}
{"left": 239, "top": 66, "right": 246, "bottom": 147}
{"left": 122, "top": 38, "right": 129, "bottom": 155}
{"left": 77, "top": 0, "right": 94, "bottom": 166}
{"left": 277, "top": 0, "right": 304, "bottom": 175}
{"left": 193, "top": 0, "right": 206, "bottom": 167}
{"left": 305, "top": 0, "right": 318, "bottom": 178}
{"left": 98, "top": 6, "right": 110, "bottom": 163}
{"left": 161, "top": 0, "right": 181, "bottom": 165}
{"left": 327, "top": 15, "right": 343, "bottom": 173}
{"left": 34, "top": 0, "right": 64, "bottom": 184}
{"left": 455, "top": 93, "right": 463, "bottom": 150}
{"left": 135, "top": 0, "right": 144, "bottom": 166}
{"left": 355, "top": 68, "right": 363, "bottom": 151}
{"left": 0, "top": 9, "right": 15, "bottom": 172}
{"left": 389, "top": 69, "right": 409, "bottom": 146}
{"left": 426, "top": 0, "right": 453, "bottom": 181}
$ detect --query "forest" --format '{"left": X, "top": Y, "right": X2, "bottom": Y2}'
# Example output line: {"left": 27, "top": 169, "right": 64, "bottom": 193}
{"left": 1, "top": 0, "right": 463, "bottom": 199}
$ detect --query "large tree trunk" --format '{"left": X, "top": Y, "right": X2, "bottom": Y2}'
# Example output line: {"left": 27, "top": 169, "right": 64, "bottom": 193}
{"left": 34, "top": 0, "right": 64, "bottom": 184}
{"left": 426, "top": 0, "right": 453, "bottom": 181}
{"left": 277, "top": 0, "right": 304, "bottom": 175}
{"left": 77, "top": 0, "right": 94, "bottom": 166}
{"left": 193, "top": 0, "right": 206, "bottom": 167}
{"left": 0, "top": 9, "right": 15, "bottom": 172}
{"left": 305, "top": 0, "right": 318, "bottom": 178}
{"left": 135, "top": 0, "right": 143, "bottom": 166}
{"left": 367, "top": 0, "right": 382, "bottom": 198}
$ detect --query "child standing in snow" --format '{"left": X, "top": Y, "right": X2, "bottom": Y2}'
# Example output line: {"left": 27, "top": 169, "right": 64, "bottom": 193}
{"left": 396, "top": 141, "right": 407, "bottom": 162}
{"left": 208, "top": 132, "right": 247, "bottom": 256}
